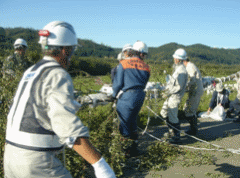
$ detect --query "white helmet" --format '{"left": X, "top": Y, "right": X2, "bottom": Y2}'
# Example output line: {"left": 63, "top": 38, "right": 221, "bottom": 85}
{"left": 117, "top": 52, "right": 123, "bottom": 60}
{"left": 122, "top": 44, "right": 132, "bottom": 52}
{"left": 38, "top": 21, "right": 77, "bottom": 46}
{"left": 14, "top": 38, "right": 28, "bottom": 49}
{"left": 132, "top": 41, "right": 148, "bottom": 54}
{"left": 216, "top": 83, "right": 223, "bottom": 92}
{"left": 172, "top": 48, "right": 187, "bottom": 60}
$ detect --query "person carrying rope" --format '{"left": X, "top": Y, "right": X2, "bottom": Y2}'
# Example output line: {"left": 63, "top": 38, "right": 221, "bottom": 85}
{"left": 160, "top": 48, "right": 188, "bottom": 143}
{"left": 109, "top": 41, "right": 150, "bottom": 158}
{"left": 183, "top": 52, "right": 204, "bottom": 135}
{"left": 4, "top": 21, "right": 116, "bottom": 178}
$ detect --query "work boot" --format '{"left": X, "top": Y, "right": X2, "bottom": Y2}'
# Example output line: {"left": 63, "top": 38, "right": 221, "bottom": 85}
{"left": 123, "top": 132, "right": 142, "bottom": 158}
{"left": 124, "top": 140, "right": 141, "bottom": 158}
{"left": 226, "top": 110, "right": 233, "bottom": 118}
{"left": 164, "top": 117, "right": 173, "bottom": 138}
{"left": 168, "top": 122, "right": 181, "bottom": 143}
{"left": 233, "top": 113, "right": 240, "bottom": 122}
{"left": 185, "top": 115, "right": 198, "bottom": 136}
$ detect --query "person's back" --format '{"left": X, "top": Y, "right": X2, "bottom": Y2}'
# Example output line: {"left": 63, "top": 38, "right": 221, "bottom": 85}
{"left": 183, "top": 59, "right": 203, "bottom": 135}
{"left": 111, "top": 41, "right": 150, "bottom": 158}
{"left": 115, "top": 57, "right": 150, "bottom": 91}
{"left": 186, "top": 61, "right": 203, "bottom": 95}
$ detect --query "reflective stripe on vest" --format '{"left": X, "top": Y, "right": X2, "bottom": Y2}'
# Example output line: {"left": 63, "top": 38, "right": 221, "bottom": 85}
{"left": 6, "top": 59, "right": 64, "bottom": 151}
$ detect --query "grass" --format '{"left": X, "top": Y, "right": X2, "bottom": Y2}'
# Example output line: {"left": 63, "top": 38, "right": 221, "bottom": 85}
{"left": 1, "top": 61, "right": 240, "bottom": 177}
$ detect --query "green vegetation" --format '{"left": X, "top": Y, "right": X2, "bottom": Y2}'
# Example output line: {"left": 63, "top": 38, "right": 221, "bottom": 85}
{"left": 1, "top": 27, "right": 240, "bottom": 66}
{"left": 1, "top": 27, "right": 240, "bottom": 177}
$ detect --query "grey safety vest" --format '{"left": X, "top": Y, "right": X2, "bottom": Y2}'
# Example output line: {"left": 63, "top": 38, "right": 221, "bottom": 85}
{"left": 6, "top": 59, "right": 64, "bottom": 151}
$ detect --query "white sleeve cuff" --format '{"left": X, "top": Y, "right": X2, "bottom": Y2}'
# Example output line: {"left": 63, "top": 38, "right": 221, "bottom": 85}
{"left": 65, "top": 137, "right": 77, "bottom": 148}
{"left": 92, "top": 157, "right": 116, "bottom": 178}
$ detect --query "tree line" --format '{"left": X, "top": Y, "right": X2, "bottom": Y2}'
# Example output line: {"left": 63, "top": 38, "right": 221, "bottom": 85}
{"left": 1, "top": 27, "right": 240, "bottom": 76}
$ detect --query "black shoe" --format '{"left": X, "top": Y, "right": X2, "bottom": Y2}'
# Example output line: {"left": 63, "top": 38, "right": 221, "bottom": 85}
{"left": 168, "top": 122, "right": 181, "bottom": 143}
{"left": 125, "top": 147, "right": 143, "bottom": 158}
{"left": 185, "top": 116, "right": 198, "bottom": 136}
{"left": 226, "top": 110, "right": 233, "bottom": 118}
{"left": 124, "top": 140, "right": 142, "bottom": 158}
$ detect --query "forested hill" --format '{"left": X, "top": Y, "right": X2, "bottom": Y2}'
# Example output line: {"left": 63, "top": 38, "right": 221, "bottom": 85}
{"left": 0, "top": 27, "right": 119, "bottom": 58}
{"left": 1, "top": 27, "right": 240, "bottom": 65}
{"left": 148, "top": 42, "right": 240, "bottom": 65}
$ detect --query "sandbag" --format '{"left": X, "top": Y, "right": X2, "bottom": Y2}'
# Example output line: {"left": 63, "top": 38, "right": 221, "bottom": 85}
{"left": 199, "top": 105, "right": 226, "bottom": 121}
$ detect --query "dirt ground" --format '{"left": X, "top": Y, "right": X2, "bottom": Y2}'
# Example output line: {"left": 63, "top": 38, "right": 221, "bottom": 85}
{"left": 122, "top": 116, "right": 240, "bottom": 178}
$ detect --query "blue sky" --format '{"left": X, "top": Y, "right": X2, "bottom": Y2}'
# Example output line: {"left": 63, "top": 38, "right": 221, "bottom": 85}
{"left": 1, "top": 0, "right": 240, "bottom": 49}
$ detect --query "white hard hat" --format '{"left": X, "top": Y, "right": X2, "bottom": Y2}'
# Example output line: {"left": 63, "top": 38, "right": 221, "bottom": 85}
{"left": 117, "top": 52, "right": 123, "bottom": 60}
{"left": 122, "top": 44, "right": 132, "bottom": 52}
{"left": 216, "top": 83, "right": 223, "bottom": 92}
{"left": 172, "top": 48, "right": 187, "bottom": 60}
{"left": 132, "top": 41, "right": 148, "bottom": 54}
{"left": 14, "top": 38, "right": 28, "bottom": 49}
{"left": 38, "top": 21, "right": 77, "bottom": 46}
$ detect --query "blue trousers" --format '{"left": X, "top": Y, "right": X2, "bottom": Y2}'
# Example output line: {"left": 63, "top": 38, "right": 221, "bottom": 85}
{"left": 116, "top": 90, "right": 145, "bottom": 138}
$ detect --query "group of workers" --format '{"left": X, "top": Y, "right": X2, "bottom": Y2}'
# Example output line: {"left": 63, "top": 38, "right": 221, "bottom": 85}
{"left": 2, "top": 20, "right": 240, "bottom": 178}
{"left": 159, "top": 48, "right": 204, "bottom": 143}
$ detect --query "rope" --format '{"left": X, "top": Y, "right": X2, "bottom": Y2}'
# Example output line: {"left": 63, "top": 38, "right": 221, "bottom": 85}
{"left": 145, "top": 106, "right": 240, "bottom": 154}
{"left": 138, "top": 126, "right": 240, "bottom": 154}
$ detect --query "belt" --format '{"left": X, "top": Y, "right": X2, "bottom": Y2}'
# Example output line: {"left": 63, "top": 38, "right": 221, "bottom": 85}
{"left": 125, "top": 88, "right": 144, "bottom": 93}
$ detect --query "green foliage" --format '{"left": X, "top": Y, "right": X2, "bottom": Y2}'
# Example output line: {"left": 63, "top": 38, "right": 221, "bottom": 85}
{"left": 179, "top": 151, "right": 215, "bottom": 167}
{"left": 1, "top": 33, "right": 240, "bottom": 177}
{"left": 76, "top": 39, "right": 118, "bottom": 58}
{"left": 140, "top": 142, "right": 181, "bottom": 171}
{"left": 204, "top": 172, "right": 227, "bottom": 178}
{"left": 69, "top": 56, "right": 112, "bottom": 76}
{"left": 148, "top": 43, "right": 240, "bottom": 65}
{"left": 72, "top": 75, "right": 110, "bottom": 94}
{"left": 1, "top": 27, "right": 119, "bottom": 59}
{"left": 0, "top": 69, "right": 23, "bottom": 177}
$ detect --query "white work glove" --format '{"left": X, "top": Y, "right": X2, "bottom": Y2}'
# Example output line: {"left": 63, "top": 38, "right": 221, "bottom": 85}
{"left": 92, "top": 157, "right": 116, "bottom": 178}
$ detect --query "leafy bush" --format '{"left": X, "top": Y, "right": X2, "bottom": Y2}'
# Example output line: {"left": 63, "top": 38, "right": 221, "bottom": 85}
{"left": 0, "top": 60, "right": 238, "bottom": 177}
{"left": 69, "top": 56, "right": 113, "bottom": 76}
{"left": 0, "top": 69, "right": 23, "bottom": 176}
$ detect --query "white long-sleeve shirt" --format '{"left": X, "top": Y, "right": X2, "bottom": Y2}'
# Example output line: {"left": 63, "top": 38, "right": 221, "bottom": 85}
{"left": 166, "top": 64, "right": 188, "bottom": 97}
{"left": 185, "top": 62, "right": 204, "bottom": 96}
{"left": 6, "top": 56, "right": 89, "bottom": 149}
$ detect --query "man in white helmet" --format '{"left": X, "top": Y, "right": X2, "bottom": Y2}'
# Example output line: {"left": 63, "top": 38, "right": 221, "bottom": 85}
{"left": 110, "top": 41, "right": 150, "bottom": 157}
{"left": 2, "top": 38, "right": 31, "bottom": 77}
{"left": 160, "top": 48, "right": 188, "bottom": 143}
{"left": 182, "top": 50, "right": 204, "bottom": 135}
{"left": 111, "top": 44, "right": 133, "bottom": 83}
{"left": 4, "top": 21, "right": 116, "bottom": 178}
